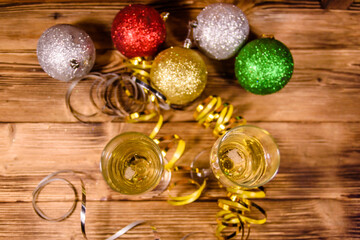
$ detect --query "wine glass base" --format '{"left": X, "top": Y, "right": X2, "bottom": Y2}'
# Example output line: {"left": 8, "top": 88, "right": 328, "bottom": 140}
{"left": 190, "top": 148, "right": 214, "bottom": 183}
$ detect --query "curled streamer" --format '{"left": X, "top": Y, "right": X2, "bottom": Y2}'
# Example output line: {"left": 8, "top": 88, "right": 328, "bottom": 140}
{"left": 167, "top": 94, "right": 249, "bottom": 206}
{"left": 169, "top": 95, "right": 249, "bottom": 207}
{"left": 97, "top": 50, "right": 153, "bottom": 79}
{"left": 32, "top": 170, "right": 158, "bottom": 240}
{"left": 194, "top": 95, "right": 246, "bottom": 137}
{"left": 167, "top": 179, "right": 207, "bottom": 206}
{"left": 216, "top": 188, "right": 267, "bottom": 240}
{"left": 193, "top": 96, "right": 268, "bottom": 239}
{"left": 66, "top": 72, "right": 167, "bottom": 138}
{"left": 152, "top": 135, "right": 209, "bottom": 206}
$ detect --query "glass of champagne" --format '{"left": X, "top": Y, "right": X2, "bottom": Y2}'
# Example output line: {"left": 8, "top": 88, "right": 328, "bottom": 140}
{"left": 192, "top": 125, "right": 279, "bottom": 189}
{"left": 210, "top": 125, "right": 280, "bottom": 188}
{"left": 100, "top": 132, "right": 171, "bottom": 197}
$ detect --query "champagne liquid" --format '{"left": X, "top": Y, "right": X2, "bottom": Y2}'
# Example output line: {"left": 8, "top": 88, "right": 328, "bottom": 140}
{"left": 216, "top": 134, "right": 267, "bottom": 186}
{"left": 102, "top": 139, "right": 162, "bottom": 195}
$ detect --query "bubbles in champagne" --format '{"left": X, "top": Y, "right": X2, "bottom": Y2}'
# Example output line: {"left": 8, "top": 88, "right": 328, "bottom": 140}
{"left": 217, "top": 134, "right": 267, "bottom": 186}
{"left": 101, "top": 133, "right": 164, "bottom": 195}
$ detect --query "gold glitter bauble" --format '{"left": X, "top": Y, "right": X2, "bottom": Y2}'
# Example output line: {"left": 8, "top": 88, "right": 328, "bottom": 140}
{"left": 150, "top": 47, "right": 207, "bottom": 105}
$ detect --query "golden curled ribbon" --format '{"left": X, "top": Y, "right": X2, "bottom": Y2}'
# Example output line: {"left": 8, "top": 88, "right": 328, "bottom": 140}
{"left": 153, "top": 134, "right": 186, "bottom": 170}
{"left": 194, "top": 95, "right": 246, "bottom": 137}
{"left": 216, "top": 210, "right": 247, "bottom": 240}
{"left": 227, "top": 186, "right": 266, "bottom": 200}
{"left": 193, "top": 96, "right": 269, "bottom": 239}
{"left": 216, "top": 188, "right": 267, "bottom": 240}
{"left": 167, "top": 179, "right": 207, "bottom": 206}
{"left": 150, "top": 134, "right": 209, "bottom": 206}
{"left": 99, "top": 50, "right": 153, "bottom": 76}
{"left": 32, "top": 170, "right": 159, "bottom": 240}
{"left": 98, "top": 51, "right": 153, "bottom": 86}
{"left": 151, "top": 134, "right": 207, "bottom": 206}
{"left": 123, "top": 57, "right": 172, "bottom": 111}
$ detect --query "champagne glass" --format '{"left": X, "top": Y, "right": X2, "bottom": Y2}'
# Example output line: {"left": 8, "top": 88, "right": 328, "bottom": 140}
{"left": 192, "top": 125, "right": 280, "bottom": 189}
{"left": 100, "top": 132, "right": 171, "bottom": 197}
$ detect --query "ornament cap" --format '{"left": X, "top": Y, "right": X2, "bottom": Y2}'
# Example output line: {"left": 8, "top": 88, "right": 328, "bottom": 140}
{"left": 160, "top": 12, "right": 169, "bottom": 21}
{"left": 261, "top": 34, "right": 275, "bottom": 39}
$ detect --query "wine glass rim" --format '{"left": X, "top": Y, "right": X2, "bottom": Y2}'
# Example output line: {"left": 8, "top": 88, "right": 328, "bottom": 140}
{"left": 100, "top": 131, "right": 165, "bottom": 195}
{"left": 217, "top": 124, "right": 280, "bottom": 188}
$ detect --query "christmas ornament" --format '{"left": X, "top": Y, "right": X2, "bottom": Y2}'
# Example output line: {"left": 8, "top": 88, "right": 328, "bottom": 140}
{"left": 37, "top": 24, "right": 95, "bottom": 82}
{"left": 111, "top": 4, "right": 166, "bottom": 58}
{"left": 235, "top": 38, "right": 294, "bottom": 95}
{"left": 150, "top": 47, "right": 207, "bottom": 105}
{"left": 193, "top": 3, "right": 249, "bottom": 60}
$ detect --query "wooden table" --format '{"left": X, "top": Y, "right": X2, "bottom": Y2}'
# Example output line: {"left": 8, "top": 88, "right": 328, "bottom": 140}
{"left": 0, "top": 1, "right": 359, "bottom": 239}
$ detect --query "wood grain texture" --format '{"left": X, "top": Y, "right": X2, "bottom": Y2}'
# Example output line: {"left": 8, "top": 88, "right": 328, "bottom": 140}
{"left": 0, "top": 49, "right": 359, "bottom": 123}
{"left": 0, "top": 3, "right": 359, "bottom": 51}
{"left": 0, "top": 122, "right": 359, "bottom": 202}
{"left": 0, "top": 0, "right": 359, "bottom": 239}
{"left": 321, "top": 0, "right": 354, "bottom": 9}
{"left": 0, "top": 200, "right": 359, "bottom": 240}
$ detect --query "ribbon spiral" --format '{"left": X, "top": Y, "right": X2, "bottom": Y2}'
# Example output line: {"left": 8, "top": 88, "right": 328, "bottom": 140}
{"left": 66, "top": 72, "right": 167, "bottom": 138}
{"left": 166, "top": 95, "right": 248, "bottom": 206}
{"left": 193, "top": 95, "right": 268, "bottom": 239}
{"left": 216, "top": 187, "right": 267, "bottom": 240}
{"left": 32, "top": 170, "right": 158, "bottom": 240}
{"left": 194, "top": 95, "right": 246, "bottom": 137}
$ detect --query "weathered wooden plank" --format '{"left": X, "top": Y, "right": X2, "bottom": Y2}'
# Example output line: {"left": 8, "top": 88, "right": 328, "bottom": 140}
{"left": 0, "top": 69, "right": 359, "bottom": 123}
{"left": 1, "top": 48, "right": 360, "bottom": 79}
{"left": 0, "top": 122, "right": 359, "bottom": 202}
{"left": 0, "top": 49, "right": 359, "bottom": 123}
{"left": 0, "top": 1, "right": 359, "bottom": 239}
{"left": 0, "top": 199, "right": 358, "bottom": 239}
{"left": 0, "top": 3, "right": 359, "bottom": 51}
{"left": 1, "top": 164, "right": 359, "bottom": 202}
{"left": 350, "top": 1, "right": 360, "bottom": 10}
{"left": 247, "top": 9, "right": 360, "bottom": 49}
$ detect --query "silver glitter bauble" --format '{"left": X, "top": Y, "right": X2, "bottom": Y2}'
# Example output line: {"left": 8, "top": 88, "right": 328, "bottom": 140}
{"left": 37, "top": 24, "right": 96, "bottom": 81}
{"left": 193, "top": 3, "right": 249, "bottom": 60}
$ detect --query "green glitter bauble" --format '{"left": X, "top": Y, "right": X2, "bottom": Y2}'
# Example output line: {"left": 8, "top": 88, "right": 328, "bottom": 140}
{"left": 235, "top": 38, "right": 294, "bottom": 95}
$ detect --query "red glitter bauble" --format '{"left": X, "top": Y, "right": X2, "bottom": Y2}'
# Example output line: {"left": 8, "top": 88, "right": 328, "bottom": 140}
{"left": 111, "top": 4, "right": 166, "bottom": 58}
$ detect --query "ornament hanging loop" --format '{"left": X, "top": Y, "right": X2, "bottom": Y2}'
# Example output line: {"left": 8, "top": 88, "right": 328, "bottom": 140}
{"left": 160, "top": 12, "right": 170, "bottom": 21}
{"left": 183, "top": 20, "right": 197, "bottom": 48}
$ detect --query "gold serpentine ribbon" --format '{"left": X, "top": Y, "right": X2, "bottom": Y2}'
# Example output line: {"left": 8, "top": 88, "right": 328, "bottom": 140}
{"left": 194, "top": 95, "right": 247, "bottom": 137}
{"left": 167, "top": 178, "right": 207, "bottom": 206}
{"left": 172, "top": 95, "right": 248, "bottom": 208}
{"left": 193, "top": 95, "right": 268, "bottom": 239}
{"left": 66, "top": 68, "right": 198, "bottom": 206}
{"left": 152, "top": 134, "right": 208, "bottom": 206}
{"left": 164, "top": 95, "right": 249, "bottom": 206}
{"left": 216, "top": 187, "right": 267, "bottom": 240}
